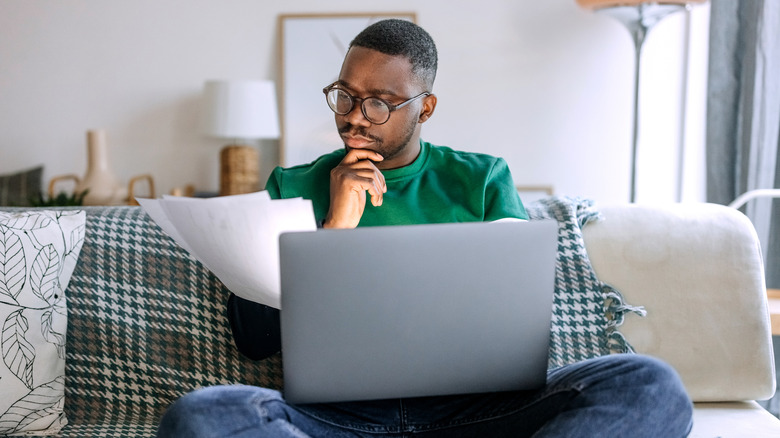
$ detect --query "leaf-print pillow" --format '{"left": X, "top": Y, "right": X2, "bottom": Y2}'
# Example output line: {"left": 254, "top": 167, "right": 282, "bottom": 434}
{"left": 0, "top": 210, "right": 85, "bottom": 436}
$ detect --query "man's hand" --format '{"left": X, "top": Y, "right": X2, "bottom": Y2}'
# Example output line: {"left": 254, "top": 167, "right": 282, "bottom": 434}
{"left": 324, "top": 149, "right": 387, "bottom": 229}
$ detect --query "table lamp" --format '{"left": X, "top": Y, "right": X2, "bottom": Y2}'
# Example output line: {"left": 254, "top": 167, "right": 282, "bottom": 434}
{"left": 202, "top": 80, "right": 280, "bottom": 196}
{"left": 576, "top": 0, "right": 706, "bottom": 202}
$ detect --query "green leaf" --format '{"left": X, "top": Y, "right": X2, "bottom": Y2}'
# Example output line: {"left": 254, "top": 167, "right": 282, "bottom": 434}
{"left": 29, "top": 190, "right": 88, "bottom": 207}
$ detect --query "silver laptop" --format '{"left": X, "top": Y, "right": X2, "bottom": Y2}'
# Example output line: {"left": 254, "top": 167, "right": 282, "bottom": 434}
{"left": 279, "top": 219, "right": 557, "bottom": 404}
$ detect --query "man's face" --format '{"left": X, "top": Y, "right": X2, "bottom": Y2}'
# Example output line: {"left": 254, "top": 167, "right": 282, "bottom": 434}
{"left": 333, "top": 46, "right": 428, "bottom": 169}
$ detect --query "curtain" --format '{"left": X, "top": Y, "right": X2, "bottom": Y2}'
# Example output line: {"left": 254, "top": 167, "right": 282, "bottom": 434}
{"left": 707, "top": 0, "right": 780, "bottom": 288}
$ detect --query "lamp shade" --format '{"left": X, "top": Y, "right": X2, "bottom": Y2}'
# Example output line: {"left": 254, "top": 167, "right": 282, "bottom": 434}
{"left": 202, "top": 80, "right": 280, "bottom": 140}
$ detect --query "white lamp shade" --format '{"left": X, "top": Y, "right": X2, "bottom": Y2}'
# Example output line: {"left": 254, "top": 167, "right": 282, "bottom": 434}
{"left": 202, "top": 80, "right": 280, "bottom": 140}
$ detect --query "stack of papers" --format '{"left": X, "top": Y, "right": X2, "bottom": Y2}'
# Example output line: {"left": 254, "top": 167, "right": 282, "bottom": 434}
{"left": 137, "top": 191, "right": 316, "bottom": 309}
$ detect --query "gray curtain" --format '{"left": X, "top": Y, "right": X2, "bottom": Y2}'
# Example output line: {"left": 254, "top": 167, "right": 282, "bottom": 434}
{"left": 707, "top": 0, "right": 780, "bottom": 288}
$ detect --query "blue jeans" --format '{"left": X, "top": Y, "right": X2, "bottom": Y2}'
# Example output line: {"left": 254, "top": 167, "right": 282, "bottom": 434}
{"left": 156, "top": 354, "right": 692, "bottom": 437}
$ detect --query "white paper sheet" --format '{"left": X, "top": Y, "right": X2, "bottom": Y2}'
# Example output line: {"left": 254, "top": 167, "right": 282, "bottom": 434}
{"left": 137, "top": 191, "right": 316, "bottom": 309}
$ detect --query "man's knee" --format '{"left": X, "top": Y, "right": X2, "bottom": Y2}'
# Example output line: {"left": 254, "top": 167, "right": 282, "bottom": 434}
{"left": 618, "top": 355, "right": 688, "bottom": 395}
{"left": 609, "top": 354, "right": 693, "bottom": 434}
{"left": 158, "top": 387, "right": 222, "bottom": 437}
{"left": 157, "top": 386, "right": 283, "bottom": 438}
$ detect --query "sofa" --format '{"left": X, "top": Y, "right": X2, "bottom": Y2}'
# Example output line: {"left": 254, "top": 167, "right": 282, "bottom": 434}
{"left": 0, "top": 197, "right": 777, "bottom": 437}
{"left": 583, "top": 202, "right": 779, "bottom": 437}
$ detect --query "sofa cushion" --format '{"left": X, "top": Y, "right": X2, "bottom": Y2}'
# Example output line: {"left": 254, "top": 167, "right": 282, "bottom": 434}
{"left": 0, "top": 210, "right": 85, "bottom": 436}
{"left": 691, "top": 401, "right": 780, "bottom": 437}
{"left": 525, "top": 197, "right": 638, "bottom": 369}
{"left": 0, "top": 166, "right": 43, "bottom": 207}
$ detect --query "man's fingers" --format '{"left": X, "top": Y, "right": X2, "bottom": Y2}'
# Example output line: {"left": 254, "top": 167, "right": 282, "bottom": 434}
{"left": 346, "top": 174, "right": 384, "bottom": 207}
{"left": 325, "top": 149, "right": 387, "bottom": 228}
{"left": 368, "top": 186, "right": 383, "bottom": 207}
{"left": 342, "top": 148, "right": 384, "bottom": 165}
{"left": 333, "top": 159, "right": 387, "bottom": 195}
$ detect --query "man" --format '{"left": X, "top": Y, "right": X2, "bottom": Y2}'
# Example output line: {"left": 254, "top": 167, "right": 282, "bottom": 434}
{"left": 157, "top": 19, "right": 693, "bottom": 437}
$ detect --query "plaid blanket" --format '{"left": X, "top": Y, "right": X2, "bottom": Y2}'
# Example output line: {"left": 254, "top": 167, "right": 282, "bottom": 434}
{"left": 525, "top": 196, "right": 636, "bottom": 369}
{"left": 56, "top": 207, "right": 282, "bottom": 437}
{"left": 4, "top": 197, "right": 633, "bottom": 437}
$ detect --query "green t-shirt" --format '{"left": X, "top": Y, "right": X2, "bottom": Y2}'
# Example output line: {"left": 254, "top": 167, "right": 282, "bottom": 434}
{"left": 265, "top": 140, "right": 528, "bottom": 226}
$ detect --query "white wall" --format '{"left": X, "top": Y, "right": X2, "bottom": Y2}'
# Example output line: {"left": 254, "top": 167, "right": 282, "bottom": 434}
{"left": 0, "top": 0, "right": 709, "bottom": 205}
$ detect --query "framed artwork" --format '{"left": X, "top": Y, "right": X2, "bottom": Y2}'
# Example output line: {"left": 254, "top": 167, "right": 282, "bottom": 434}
{"left": 516, "top": 185, "right": 554, "bottom": 204}
{"left": 278, "top": 12, "right": 417, "bottom": 167}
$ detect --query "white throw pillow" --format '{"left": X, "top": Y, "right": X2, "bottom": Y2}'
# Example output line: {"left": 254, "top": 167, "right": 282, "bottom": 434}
{"left": 0, "top": 210, "right": 85, "bottom": 435}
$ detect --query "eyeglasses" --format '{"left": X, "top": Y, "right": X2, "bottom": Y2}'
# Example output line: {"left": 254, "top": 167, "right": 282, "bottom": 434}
{"left": 323, "top": 83, "right": 430, "bottom": 125}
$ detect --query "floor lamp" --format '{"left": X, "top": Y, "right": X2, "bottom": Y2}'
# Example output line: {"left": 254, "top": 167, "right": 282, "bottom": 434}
{"left": 576, "top": 0, "right": 706, "bottom": 202}
{"left": 202, "top": 80, "right": 280, "bottom": 196}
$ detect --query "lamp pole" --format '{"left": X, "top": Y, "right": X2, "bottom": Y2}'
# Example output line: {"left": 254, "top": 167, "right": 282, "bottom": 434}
{"left": 577, "top": 0, "right": 704, "bottom": 202}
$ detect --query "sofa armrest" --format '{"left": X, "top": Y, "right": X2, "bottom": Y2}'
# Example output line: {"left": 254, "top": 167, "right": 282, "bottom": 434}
{"left": 582, "top": 203, "right": 775, "bottom": 402}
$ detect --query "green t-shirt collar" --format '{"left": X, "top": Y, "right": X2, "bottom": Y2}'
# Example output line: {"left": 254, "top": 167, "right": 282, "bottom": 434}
{"left": 380, "top": 139, "right": 429, "bottom": 181}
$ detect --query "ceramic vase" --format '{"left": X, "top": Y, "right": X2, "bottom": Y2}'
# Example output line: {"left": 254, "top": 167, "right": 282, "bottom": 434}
{"left": 75, "top": 129, "right": 127, "bottom": 205}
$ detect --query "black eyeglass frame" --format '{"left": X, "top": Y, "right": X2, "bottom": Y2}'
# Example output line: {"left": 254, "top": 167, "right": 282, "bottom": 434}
{"left": 322, "top": 83, "right": 430, "bottom": 125}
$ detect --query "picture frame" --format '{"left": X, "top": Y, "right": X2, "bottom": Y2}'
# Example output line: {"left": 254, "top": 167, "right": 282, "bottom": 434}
{"left": 516, "top": 185, "right": 554, "bottom": 204}
{"left": 277, "top": 12, "right": 417, "bottom": 167}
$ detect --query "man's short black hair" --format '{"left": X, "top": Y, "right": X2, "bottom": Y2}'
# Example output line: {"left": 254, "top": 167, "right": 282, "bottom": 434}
{"left": 349, "top": 19, "right": 438, "bottom": 89}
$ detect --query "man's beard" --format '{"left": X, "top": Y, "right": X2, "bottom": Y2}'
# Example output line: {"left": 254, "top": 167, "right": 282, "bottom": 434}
{"left": 338, "top": 117, "right": 418, "bottom": 163}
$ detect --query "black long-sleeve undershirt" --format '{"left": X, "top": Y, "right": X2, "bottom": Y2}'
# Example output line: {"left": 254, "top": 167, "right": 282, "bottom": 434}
{"left": 226, "top": 293, "right": 281, "bottom": 361}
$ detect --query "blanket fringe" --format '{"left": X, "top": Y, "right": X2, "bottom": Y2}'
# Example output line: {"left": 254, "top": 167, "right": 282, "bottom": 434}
{"left": 574, "top": 198, "right": 602, "bottom": 228}
{"left": 603, "top": 284, "right": 646, "bottom": 354}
